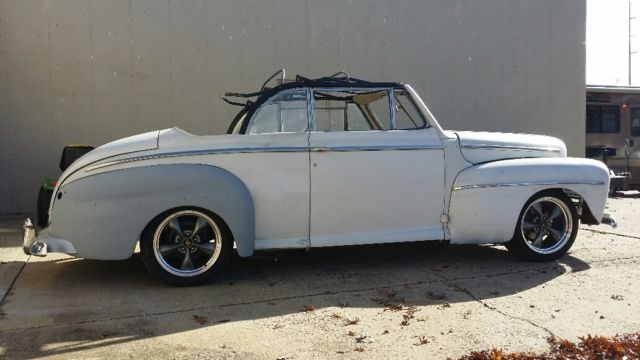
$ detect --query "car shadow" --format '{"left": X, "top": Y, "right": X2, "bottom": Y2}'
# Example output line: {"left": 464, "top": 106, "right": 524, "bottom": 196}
{"left": 0, "top": 242, "right": 590, "bottom": 358}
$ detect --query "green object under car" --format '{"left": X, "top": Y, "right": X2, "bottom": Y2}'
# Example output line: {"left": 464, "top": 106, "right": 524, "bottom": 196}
{"left": 36, "top": 145, "right": 94, "bottom": 228}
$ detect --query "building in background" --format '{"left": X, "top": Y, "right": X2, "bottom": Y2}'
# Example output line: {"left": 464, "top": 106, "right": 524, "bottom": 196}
{"left": 0, "top": 1, "right": 586, "bottom": 215}
{"left": 586, "top": 85, "right": 640, "bottom": 187}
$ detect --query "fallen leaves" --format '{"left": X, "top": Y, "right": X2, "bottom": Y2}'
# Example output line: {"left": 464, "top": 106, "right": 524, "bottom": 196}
{"left": 303, "top": 304, "right": 316, "bottom": 312}
{"left": 354, "top": 332, "right": 374, "bottom": 344}
{"left": 343, "top": 317, "right": 360, "bottom": 326}
{"left": 611, "top": 294, "right": 625, "bottom": 301}
{"left": 401, "top": 306, "right": 419, "bottom": 326}
{"left": 462, "top": 309, "right": 472, "bottom": 319}
{"left": 415, "top": 335, "right": 430, "bottom": 346}
{"left": 457, "top": 333, "right": 640, "bottom": 360}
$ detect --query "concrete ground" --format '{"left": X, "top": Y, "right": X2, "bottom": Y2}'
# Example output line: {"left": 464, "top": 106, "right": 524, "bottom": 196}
{"left": 0, "top": 198, "right": 638, "bottom": 359}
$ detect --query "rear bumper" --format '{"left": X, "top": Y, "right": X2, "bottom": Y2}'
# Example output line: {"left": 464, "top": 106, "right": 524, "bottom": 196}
{"left": 23, "top": 218, "right": 77, "bottom": 256}
{"left": 601, "top": 213, "right": 618, "bottom": 228}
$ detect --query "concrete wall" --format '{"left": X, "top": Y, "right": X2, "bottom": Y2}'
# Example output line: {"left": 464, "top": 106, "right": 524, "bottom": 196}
{"left": 0, "top": 0, "right": 586, "bottom": 215}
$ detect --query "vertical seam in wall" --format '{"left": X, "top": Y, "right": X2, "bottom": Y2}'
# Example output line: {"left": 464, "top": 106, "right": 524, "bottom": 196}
{"left": 548, "top": 1, "right": 554, "bottom": 141}
{"left": 128, "top": 0, "right": 134, "bottom": 131}
{"left": 239, "top": 1, "right": 245, "bottom": 86}
{"left": 204, "top": 0, "right": 210, "bottom": 133}
{"left": 88, "top": 1, "right": 96, "bottom": 143}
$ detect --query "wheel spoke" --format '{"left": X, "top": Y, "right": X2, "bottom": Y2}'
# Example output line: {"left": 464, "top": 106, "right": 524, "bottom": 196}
{"left": 159, "top": 244, "right": 181, "bottom": 255}
{"left": 548, "top": 228, "right": 563, "bottom": 241}
{"left": 532, "top": 231, "right": 545, "bottom": 248}
{"left": 168, "top": 218, "right": 184, "bottom": 237}
{"left": 192, "top": 217, "right": 209, "bottom": 236}
{"left": 194, "top": 242, "right": 215, "bottom": 255}
{"left": 548, "top": 206, "right": 562, "bottom": 221}
{"left": 531, "top": 203, "right": 544, "bottom": 218}
{"left": 180, "top": 250, "right": 194, "bottom": 270}
{"left": 522, "top": 221, "right": 537, "bottom": 230}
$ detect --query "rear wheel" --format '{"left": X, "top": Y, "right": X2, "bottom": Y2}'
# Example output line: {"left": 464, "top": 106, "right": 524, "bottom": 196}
{"left": 505, "top": 191, "right": 578, "bottom": 262}
{"left": 140, "top": 208, "right": 232, "bottom": 286}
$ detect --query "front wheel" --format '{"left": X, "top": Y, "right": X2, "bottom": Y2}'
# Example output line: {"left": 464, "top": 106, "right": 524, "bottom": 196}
{"left": 505, "top": 191, "right": 579, "bottom": 262}
{"left": 140, "top": 208, "right": 232, "bottom": 286}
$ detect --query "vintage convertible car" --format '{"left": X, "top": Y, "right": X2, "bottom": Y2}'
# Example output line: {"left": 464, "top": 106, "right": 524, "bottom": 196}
{"left": 24, "top": 70, "right": 616, "bottom": 285}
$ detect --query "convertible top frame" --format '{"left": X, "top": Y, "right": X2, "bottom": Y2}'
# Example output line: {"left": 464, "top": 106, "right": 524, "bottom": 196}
{"left": 224, "top": 70, "right": 404, "bottom": 134}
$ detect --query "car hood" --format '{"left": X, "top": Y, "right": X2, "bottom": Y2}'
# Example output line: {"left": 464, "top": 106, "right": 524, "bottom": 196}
{"left": 455, "top": 131, "right": 567, "bottom": 164}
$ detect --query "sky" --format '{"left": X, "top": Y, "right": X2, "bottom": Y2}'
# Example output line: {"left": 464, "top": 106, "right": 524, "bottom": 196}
{"left": 587, "top": 0, "right": 639, "bottom": 85}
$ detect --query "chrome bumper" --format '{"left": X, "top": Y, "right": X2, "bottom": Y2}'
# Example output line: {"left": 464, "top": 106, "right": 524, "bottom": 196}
{"left": 601, "top": 213, "right": 618, "bottom": 228}
{"left": 23, "top": 218, "right": 78, "bottom": 256}
{"left": 23, "top": 218, "right": 47, "bottom": 256}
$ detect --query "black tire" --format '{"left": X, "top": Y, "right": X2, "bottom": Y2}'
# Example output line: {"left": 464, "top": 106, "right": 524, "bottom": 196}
{"left": 140, "top": 207, "right": 233, "bottom": 286}
{"left": 36, "top": 186, "right": 53, "bottom": 228}
{"left": 505, "top": 190, "right": 579, "bottom": 262}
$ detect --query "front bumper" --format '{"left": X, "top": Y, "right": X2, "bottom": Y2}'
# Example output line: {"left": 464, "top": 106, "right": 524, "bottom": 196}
{"left": 23, "top": 218, "right": 77, "bottom": 256}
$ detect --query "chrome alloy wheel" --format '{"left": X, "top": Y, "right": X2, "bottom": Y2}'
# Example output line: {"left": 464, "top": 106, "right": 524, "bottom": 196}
{"left": 152, "top": 210, "right": 222, "bottom": 277}
{"left": 520, "top": 196, "right": 573, "bottom": 255}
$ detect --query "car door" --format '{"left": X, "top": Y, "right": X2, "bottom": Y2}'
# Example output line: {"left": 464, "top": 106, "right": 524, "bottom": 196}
{"left": 308, "top": 87, "right": 446, "bottom": 247}
{"left": 237, "top": 88, "right": 311, "bottom": 250}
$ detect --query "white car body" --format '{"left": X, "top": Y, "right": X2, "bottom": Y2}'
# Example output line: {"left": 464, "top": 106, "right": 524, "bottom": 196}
{"left": 24, "top": 77, "right": 611, "bottom": 268}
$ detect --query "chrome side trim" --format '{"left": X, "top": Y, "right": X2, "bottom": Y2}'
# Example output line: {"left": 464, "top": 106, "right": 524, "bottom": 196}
{"left": 86, "top": 144, "right": 445, "bottom": 171}
{"left": 310, "top": 145, "right": 444, "bottom": 152}
{"left": 453, "top": 180, "right": 606, "bottom": 191}
{"left": 460, "top": 144, "right": 562, "bottom": 153}
{"left": 86, "top": 147, "right": 308, "bottom": 171}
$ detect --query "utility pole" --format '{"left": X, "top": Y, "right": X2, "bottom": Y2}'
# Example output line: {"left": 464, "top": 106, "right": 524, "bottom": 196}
{"left": 631, "top": 0, "right": 636, "bottom": 85}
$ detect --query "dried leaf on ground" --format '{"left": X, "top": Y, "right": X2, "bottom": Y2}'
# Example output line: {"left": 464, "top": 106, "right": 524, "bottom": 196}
{"left": 192, "top": 315, "right": 208, "bottom": 325}
{"left": 383, "top": 303, "right": 404, "bottom": 312}
{"left": 343, "top": 317, "right": 360, "bottom": 326}
{"left": 401, "top": 306, "right": 419, "bottom": 326}
{"left": 456, "top": 332, "right": 640, "bottom": 360}
{"left": 415, "top": 335, "right": 429, "bottom": 346}
{"left": 303, "top": 304, "right": 316, "bottom": 312}
{"left": 611, "top": 294, "right": 624, "bottom": 301}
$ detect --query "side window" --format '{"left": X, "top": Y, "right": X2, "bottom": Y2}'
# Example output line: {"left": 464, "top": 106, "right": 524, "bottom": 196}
{"left": 586, "top": 104, "right": 620, "bottom": 134}
{"left": 394, "top": 89, "right": 427, "bottom": 129}
{"left": 248, "top": 90, "right": 308, "bottom": 134}
{"left": 313, "top": 90, "right": 391, "bottom": 131}
{"left": 631, "top": 108, "right": 640, "bottom": 137}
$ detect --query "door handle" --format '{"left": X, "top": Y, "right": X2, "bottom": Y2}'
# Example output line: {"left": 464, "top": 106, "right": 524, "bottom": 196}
{"left": 311, "top": 147, "right": 330, "bottom": 152}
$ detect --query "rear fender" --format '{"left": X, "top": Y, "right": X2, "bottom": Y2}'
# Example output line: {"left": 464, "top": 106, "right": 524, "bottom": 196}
{"left": 49, "top": 164, "right": 255, "bottom": 259}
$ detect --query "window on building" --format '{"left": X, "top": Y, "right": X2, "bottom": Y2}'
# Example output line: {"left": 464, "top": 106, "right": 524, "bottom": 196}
{"left": 631, "top": 107, "right": 640, "bottom": 137}
{"left": 586, "top": 105, "right": 620, "bottom": 134}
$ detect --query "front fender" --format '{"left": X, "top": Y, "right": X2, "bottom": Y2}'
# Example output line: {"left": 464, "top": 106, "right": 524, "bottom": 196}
{"left": 49, "top": 164, "right": 255, "bottom": 260}
{"left": 448, "top": 157, "right": 609, "bottom": 244}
